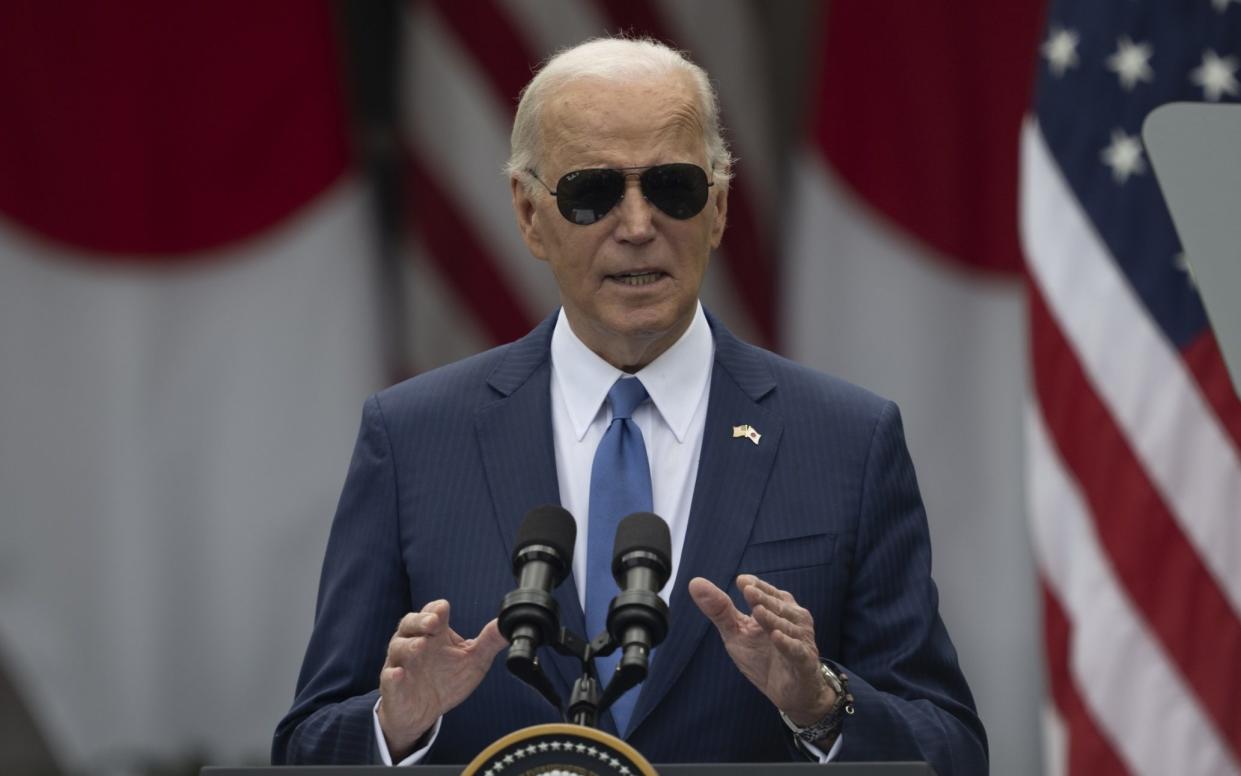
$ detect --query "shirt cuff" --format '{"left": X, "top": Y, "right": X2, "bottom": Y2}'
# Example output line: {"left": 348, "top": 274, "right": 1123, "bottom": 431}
{"left": 372, "top": 697, "right": 442, "bottom": 766}
{"left": 799, "top": 732, "right": 844, "bottom": 763}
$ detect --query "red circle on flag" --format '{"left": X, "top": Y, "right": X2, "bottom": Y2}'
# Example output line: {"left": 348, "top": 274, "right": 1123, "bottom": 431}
{"left": 811, "top": 2, "right": 1045, "bottom": 276}
{"left": 0, "top": 2, "right": 350, "bottom": 260}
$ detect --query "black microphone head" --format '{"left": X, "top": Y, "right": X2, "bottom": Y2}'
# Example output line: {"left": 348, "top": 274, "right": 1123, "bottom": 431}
{"left": 612, "top": 512, "right": 672, "bottom": 575}
{"left": 515, "top": 504, "right": 576, "bottom": 562}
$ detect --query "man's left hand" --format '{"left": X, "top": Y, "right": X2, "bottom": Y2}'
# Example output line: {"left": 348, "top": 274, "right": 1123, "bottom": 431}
{"left": 689, "top": 574, "right": 836, "bottom": 727}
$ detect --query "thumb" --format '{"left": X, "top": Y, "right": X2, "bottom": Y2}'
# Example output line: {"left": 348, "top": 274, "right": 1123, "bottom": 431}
{"left": 470, "top": 618, "right": 509, "bottom": 662}
{"left": 689, "top": 577, "right": 741, "bottom": 633}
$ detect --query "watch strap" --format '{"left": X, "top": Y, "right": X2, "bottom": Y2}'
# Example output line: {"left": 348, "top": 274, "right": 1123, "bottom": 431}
{"left": 779, "top": 662, "right": 856, "bottom": 744}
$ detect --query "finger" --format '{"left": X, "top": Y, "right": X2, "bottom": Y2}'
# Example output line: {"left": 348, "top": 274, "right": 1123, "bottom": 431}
{"left": 739, "top": 582, "right": 768, "bottom": 610}
{"left": 396, "top": 599, "right": 450, "bottom": 636}
{"left": 770, "top": 628, "right": 818, "bottom": 666}
{"left": 379, "top": 664, "right": 406, "bottom": 693}
{"left": 388, "top": 621, "right": 428, "bottom": 664}
{"left": 738, "top": 577, "right": 779, "bottom": 612}
{"left": 428, "top": 600, "right": 454, "bottom": 643}
{"left": 740, "top": 574, "right": 795, "bottom": 603}
{"left": 742, "top": 586, "right": 812, "bottom": 628}
{"left": 396, "top": 610, "right": 442, "bottom": 637}
{"left": 396, "top": 633, "right": 433, "bottom": 666}
{"left": 379, "top": 665, "right": 415, "bottom": 707}
{"left": 422, "top": 598, "right": 450, "bottom": 620}
{"left": 384, "top": 638, "right": 401, "bottom": 668}
{"left": 744, "top": 584, "right": 811, "bottom": 625}
{"left": 689, "top": 577, "right": 745, "bottom": 634}
{"left": 752, "top": 603, "right": 811, "bottom": 641}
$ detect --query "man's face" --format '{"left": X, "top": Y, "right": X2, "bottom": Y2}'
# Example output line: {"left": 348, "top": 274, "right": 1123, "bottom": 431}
{"left": 512, "top": 73, "right": 728, "bottom": 370}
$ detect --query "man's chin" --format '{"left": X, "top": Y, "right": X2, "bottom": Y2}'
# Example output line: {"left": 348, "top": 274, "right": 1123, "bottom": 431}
{"left": 599, "top": 307, "right": 682, "bottom": 341}
{"left": 590, "top": 311, "right": 693, "bottom": 367}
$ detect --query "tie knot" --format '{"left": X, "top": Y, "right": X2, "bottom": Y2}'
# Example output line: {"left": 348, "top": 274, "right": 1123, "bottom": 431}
{"left": 607, "top": 377, "right": 648, "bottom": 420}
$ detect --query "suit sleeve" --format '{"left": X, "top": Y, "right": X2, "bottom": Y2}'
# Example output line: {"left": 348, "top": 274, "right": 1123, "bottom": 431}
{"left": 272, "top": 394, "right": 412, "bottom": 764}
{"left": 832, "top": 401, "right": 989, "bottom": 775}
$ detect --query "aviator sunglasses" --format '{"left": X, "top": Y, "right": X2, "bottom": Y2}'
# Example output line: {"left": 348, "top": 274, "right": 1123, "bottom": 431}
{"left": 528, "top": 163, "right": 713, "bottom": 225}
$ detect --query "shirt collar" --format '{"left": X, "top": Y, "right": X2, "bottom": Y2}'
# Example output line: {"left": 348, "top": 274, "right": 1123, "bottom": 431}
{"left": 550, "top": 302, "right": 714, "bottom": 443}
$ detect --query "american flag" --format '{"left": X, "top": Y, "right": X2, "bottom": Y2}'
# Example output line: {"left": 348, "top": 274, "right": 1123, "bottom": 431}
{"left": 1023, "top": 2, "right": 1241, "bottom": 774}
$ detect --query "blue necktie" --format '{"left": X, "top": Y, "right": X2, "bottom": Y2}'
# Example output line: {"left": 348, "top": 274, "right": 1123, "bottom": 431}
{"left": 586, "top": 377, "right": 652, "bottom": 736}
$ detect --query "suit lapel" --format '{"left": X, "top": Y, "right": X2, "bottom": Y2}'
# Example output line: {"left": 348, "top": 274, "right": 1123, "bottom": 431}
{"left": 475, "top": 315, "right": 587, "bottom": 707}
{"left": 627, "top": 317, "right": 783, "bottom": 736}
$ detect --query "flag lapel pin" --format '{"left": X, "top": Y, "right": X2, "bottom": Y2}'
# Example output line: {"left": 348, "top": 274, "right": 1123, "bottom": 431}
{"left": 732, "top": 424, "right": 761, "bottom": 445}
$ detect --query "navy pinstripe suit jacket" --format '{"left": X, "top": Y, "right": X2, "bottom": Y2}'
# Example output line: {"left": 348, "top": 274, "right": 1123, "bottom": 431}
{"left": 273, "top": 312, "right": 987, "bottom": 773}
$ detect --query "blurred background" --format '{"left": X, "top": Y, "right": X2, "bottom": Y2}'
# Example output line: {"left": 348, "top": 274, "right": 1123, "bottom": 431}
{"left": 2, "top": 2, "right": 1238, "bottom": 775}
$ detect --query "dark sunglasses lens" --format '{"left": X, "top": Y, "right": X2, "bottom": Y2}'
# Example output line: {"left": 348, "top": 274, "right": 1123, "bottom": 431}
{"left": 641, "top": 163, "right": 710, "bottom": 219}
{"left": 555, "top": 169, "right": 624, "bottom": 225}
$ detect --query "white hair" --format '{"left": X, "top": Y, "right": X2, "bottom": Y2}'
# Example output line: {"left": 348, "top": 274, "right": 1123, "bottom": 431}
{"left": 506, "top": 36, "right": 734, "bottom": 192}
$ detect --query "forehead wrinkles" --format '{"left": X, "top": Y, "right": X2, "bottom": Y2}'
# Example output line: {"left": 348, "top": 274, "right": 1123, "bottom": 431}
{"left": 539, "top": 76, "right": 706, "bottom": 168}
{"left": 663, "top": 101, "right": 705, "bottom": 145}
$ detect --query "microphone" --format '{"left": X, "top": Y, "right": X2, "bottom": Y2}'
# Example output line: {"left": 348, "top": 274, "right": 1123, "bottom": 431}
{"left": 498, "top": 505, "right": 576, "bottom": 667}
{"left": 600, "top": 512, "right": 671, "bottom": 703}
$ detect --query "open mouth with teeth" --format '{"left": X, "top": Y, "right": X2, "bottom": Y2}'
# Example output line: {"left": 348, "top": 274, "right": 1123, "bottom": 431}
{"left": 608, "top": 270, "right": 666, "bottom": 287}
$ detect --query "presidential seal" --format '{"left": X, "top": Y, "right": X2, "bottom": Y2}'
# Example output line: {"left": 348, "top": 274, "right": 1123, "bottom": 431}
{"left": 461, "top": 723, "right": 658, "bottom": 776}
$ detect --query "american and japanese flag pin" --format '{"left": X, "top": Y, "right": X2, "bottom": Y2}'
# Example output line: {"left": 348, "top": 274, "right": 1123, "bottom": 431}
{"left": 732, "top": 424, "right": 761, "bottom": 445}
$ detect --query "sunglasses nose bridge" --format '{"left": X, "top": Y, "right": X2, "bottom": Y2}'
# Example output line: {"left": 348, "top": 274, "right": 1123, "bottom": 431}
{"left": 619, "top": 170, "right": 647, "bottom": 204}
{"left": 613, "top": 172, "right": 658, "bottom": 236}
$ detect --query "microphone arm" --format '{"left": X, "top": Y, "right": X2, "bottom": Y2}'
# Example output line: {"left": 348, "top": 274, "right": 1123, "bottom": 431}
{"left": 505, "top": 624, "right": 589, "bottom": 711}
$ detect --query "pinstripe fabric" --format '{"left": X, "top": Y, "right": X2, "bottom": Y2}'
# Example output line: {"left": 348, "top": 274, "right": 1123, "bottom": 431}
{"left": 273, "top": 311, "right": 985, "bottom": 772}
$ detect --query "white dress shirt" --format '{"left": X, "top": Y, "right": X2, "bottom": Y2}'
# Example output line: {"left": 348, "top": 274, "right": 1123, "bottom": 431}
{"left": 549, "top": 303, "right": 713, "bottom": 608}
{"left": 376, "top": 302, "right": 838, "bottom": 764}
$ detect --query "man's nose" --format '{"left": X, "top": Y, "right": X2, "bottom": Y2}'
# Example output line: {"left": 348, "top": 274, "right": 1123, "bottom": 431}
{"left": 613, "top": 176, "right": 656, "bottom": 243}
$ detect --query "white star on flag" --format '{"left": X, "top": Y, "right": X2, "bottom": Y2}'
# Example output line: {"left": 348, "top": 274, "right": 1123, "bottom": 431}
{"left": 1189, "top": 49, "right": 1240, "bottom": 100}
{"left": 1042, "top": 27, "right": 1080, "bottom": 76}
{"left": 1106, "top": 36, "right": 1154, "bottom": 90}
{"left": 1100, "top": 128, "right": 1146, "bottom": 183}
{"left": 1211, "top": 0, "right": 1241, "bottom": 12}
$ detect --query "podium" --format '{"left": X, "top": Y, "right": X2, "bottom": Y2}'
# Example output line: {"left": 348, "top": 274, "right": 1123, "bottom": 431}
{"left": 245, "top": 718, "right": 936, "bottom": 774}
{"left": 240, "top": 721, "right": 934, "bottom": 774}
{"left": 205, "top": 765, "right": 934, "bottom": 775}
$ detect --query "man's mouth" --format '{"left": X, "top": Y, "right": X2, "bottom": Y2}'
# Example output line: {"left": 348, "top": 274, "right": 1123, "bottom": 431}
{"left": 608, "top": 270, "right": 666, "bottom": 287}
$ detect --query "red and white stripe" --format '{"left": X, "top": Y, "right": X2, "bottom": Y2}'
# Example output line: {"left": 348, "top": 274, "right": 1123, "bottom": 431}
{"left": 1028, "top": 402, "right": 1234, "bottom": 776}
{"left": 1023, "top": 117, "right": 1241, "bottom": 774}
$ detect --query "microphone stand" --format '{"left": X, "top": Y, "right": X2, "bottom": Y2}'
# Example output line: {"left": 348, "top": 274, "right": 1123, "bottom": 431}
{"left": 507, "top": 625, "right": 648, "bottom": 729}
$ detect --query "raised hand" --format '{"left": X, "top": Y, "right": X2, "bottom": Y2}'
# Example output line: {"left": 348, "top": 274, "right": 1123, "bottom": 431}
{"left": 688, "top": 574, "right": 835, "bottom": 727}
{"left": 377, "top": 599, "right": 508, "bottom": 760}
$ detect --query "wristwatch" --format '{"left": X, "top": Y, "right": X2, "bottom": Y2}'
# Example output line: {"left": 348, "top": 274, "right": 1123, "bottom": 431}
{"left": 779, "top": 661, "right": 856, "bottom": 744}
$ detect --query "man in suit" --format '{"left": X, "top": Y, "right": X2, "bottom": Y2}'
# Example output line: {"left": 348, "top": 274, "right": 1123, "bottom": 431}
{"left": 273, "top": 37, "right": 985, "bottom": 773}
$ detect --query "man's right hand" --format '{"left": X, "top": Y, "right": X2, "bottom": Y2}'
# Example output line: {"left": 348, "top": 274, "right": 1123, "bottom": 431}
{"left": 377, "top": 599, "right": 508, "bottom": 760}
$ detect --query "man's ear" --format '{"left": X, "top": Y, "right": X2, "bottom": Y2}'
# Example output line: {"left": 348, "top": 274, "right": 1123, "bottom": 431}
{"left": 709, "top": 181, "right": 729, "bottom": 250}
{"left": 511, "top": 176, "right": 548, "bottom": 262}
